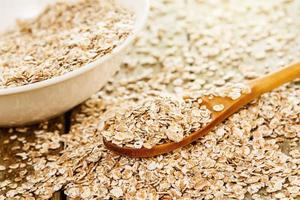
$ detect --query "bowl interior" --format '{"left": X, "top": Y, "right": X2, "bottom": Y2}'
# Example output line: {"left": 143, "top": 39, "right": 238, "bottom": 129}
{"left": 0, "top": 0, "right": 147, "bottom": 31}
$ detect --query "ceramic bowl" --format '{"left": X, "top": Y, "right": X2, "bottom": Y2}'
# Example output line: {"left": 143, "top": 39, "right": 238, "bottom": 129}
{"left": 0, "top": 0, "right": 149, "bottom": 126}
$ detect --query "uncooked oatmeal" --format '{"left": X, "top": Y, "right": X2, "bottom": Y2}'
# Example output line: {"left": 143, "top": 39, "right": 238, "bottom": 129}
{"left": 0, "top": 0, "right": 134, "bottom": 88}
{"left": 1, "top": 0, "right": 300, "bottom": 199}
{"left": 101, "top": 82, "right": 251, "bottom": 149}
{"left": 100, "top": 94, "right": 211, "bottom": 148}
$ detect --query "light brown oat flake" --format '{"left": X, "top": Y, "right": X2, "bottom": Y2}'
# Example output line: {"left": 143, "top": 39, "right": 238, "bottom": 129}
{"left": 212, "top": 104, "right": 224, "bottom": 112}
{"left": 0, "top": 165, "right": 6, "bottom": 171}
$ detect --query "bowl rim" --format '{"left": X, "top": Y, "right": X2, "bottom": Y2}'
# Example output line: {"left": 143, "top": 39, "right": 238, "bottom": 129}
{"left": 0, "top": 0, "right": 150, "bottom": 96}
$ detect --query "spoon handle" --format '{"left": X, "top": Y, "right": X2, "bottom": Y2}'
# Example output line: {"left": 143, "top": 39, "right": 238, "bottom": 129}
{"left": 250, "top": 62, "right": 300, "bottom": 95}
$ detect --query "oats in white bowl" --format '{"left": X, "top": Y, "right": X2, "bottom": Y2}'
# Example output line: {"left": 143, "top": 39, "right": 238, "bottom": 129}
{"left": 0, "top": 0, "right": 134, "bottom": 88}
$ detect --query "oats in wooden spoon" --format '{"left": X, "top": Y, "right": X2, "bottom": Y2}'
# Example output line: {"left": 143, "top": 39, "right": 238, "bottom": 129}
{"left": 100, "top": 94, "right": 212, "bottom": 149}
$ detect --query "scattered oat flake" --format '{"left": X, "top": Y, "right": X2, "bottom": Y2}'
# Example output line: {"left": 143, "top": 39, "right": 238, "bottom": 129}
{"left": 111, "top": 187, "right": 123, "bottom": 198}
{"left": 213, "top": 104, "right": 225, "bottom": 112}
{"left": 0, "top": 165, "right": 6, "bottom": 171}
{"left": 8, "top": 163, "right": 19, "bottom": 169}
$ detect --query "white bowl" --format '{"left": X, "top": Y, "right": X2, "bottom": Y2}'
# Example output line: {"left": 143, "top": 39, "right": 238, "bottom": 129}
{"left": 0, "top": 0, "right": 149, "bottom": 126}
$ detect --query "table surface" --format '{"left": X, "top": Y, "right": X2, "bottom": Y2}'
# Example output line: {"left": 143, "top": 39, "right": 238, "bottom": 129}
{"left": 0, "top": 112, "right": 73, "bottom": 199}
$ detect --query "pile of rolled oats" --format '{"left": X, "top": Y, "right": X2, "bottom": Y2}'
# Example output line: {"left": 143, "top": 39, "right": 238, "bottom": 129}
{"left": 101, "top": 94, "right": 211, "bottom": 148}
{"left": 1, "top": 0, "right": 300, "bottom": 199}
{"left": 0, "top": 0, "right": 134, "bottom": 88}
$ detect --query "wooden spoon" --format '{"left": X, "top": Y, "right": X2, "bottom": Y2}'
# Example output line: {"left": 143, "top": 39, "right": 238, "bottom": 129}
{"left": 104, "top": 63, "right": 300, "bottom": 157}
